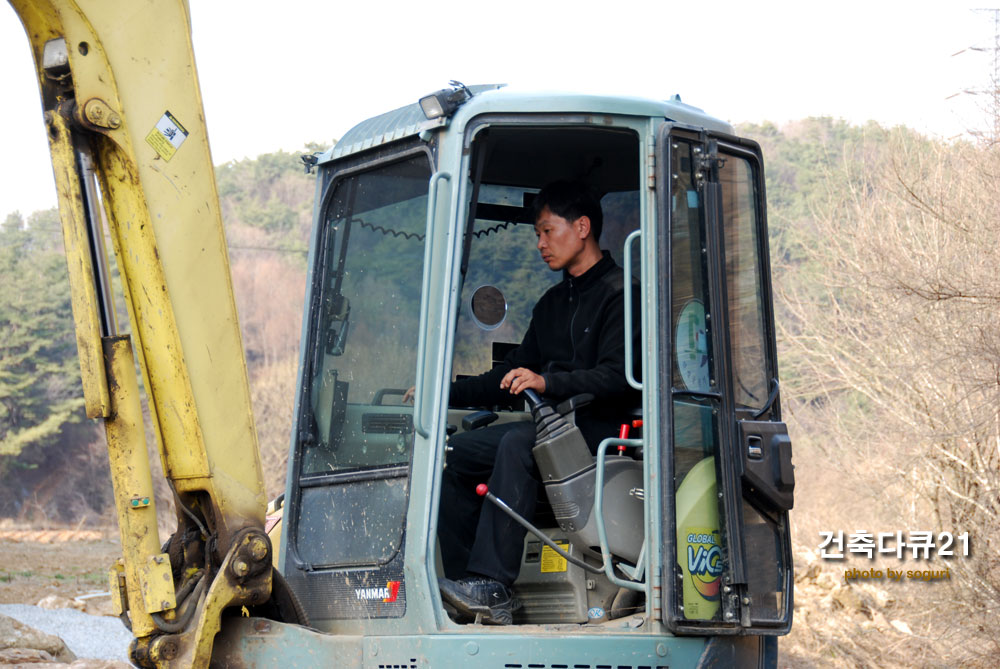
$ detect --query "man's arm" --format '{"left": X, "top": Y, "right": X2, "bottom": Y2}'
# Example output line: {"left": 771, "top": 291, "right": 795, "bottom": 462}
{"left": 449, "top": 319, "right": 544, "bottom": 407}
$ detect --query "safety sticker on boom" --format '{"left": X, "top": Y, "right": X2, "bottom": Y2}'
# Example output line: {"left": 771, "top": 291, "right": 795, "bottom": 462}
{"left": 146, "top": 111, "right": 189, "bottom": 161}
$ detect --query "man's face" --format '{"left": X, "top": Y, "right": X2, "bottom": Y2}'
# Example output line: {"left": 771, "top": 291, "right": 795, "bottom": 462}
{"left": 534, "top": 206, "right": 588, "bottom": 272}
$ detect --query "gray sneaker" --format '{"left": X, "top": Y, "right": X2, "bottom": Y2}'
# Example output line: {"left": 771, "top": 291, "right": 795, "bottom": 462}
{"left": 439, "top": 576, "right": 519, "bottom": 625}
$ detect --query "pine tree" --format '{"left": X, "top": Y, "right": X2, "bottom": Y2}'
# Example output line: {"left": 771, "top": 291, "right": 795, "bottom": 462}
{"left": 0, "top": 217, "right": 88, "bottom": 476}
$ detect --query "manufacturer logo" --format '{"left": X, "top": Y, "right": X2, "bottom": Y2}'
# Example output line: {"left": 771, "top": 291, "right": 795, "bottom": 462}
{"left": 355, "top": 580, "right": 401, "bottom": 603}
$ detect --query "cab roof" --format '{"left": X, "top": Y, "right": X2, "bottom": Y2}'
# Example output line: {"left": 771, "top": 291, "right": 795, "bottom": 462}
{"left": 322, "top": 85, "right": 732, "bottom": 163}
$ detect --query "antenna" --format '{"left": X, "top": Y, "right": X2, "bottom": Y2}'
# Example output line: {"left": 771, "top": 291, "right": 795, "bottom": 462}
{"left": 979, "top": 8, "right": 1000, "bottom": 140}
{"left": 951, "top": 8, "right": 1000, "bottom": 143}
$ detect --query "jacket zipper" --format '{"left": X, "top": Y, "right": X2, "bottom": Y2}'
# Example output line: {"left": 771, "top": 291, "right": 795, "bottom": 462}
{"left": 568, "top": 278, "right": 581, "bottom": 362}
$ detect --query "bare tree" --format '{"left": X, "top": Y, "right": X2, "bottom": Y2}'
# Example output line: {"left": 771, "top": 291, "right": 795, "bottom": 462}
{"left": 778, "top": 124, "right": 1000, "bottom": 666}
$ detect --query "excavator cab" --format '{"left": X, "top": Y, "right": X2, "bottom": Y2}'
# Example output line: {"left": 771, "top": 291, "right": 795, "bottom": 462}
{"left": 277, "top": 85, "right": 795, "bottom": 665}
{"left": 11, "top": 0, "right": 792, "bottom": 663}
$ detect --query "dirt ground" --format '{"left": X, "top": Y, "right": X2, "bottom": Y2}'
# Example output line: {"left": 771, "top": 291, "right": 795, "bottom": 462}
{"left": 0, "top": 532, "right": 121, "bottom": 605}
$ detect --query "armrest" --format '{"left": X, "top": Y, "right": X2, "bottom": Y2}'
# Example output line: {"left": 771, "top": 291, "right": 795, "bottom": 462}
{"left": 555, "top": 393, "right": 594, "bottom": 417}
{"left": 461, "top": 410, "right": 499, "bottom": 432}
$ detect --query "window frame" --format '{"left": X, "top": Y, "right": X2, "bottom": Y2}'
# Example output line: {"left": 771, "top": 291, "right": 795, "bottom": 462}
{"left": 286, "top": 139, "right": 434, "bottom": 575}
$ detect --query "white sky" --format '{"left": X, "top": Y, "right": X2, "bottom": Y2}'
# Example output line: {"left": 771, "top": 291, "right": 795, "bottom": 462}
{"left": 1, "top": 1, "right": 996, "bottom": 218}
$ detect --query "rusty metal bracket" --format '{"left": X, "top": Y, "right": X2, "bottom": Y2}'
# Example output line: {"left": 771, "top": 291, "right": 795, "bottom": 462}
{"left": 139, "top": 527, "right": 273, "bottom": 668}
{"left": 81, "top": 97, "right": 122, "bottom": 129}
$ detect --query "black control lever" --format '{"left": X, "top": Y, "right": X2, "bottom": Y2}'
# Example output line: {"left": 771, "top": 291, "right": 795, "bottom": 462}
{"left": 522, "top": 388, "right": 543, "bottom": 409}
{"left": 523, "top": 389, "right": 595, "bottom": 443}
{"left": 521, "top": 389, "right": 570, "bottom": 442}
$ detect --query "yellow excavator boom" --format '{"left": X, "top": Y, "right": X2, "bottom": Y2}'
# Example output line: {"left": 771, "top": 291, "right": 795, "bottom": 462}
{"left": 10, "top": 1, "right": 270, "bottom": 665}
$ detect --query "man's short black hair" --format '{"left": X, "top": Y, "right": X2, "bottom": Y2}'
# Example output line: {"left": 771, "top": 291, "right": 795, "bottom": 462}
{"left": 532, "top": 181, "right": 603, "bottom": 242}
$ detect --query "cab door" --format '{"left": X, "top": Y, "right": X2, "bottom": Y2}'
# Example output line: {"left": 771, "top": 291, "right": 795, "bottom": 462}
{"left": 657, "top": 125, "right": 793, "bottom": 634}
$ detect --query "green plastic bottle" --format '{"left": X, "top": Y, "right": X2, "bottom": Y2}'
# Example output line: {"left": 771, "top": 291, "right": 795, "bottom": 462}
{"left": 675, "top": 456, "right": 722, "bottom": 620}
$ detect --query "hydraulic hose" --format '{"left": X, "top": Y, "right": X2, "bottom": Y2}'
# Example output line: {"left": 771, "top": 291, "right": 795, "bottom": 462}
{"left": 150, "top": 575, "right": 206, "bottom": 633}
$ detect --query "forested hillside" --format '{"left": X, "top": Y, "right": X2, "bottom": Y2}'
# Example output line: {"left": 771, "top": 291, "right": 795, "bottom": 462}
{"left": 0, "top": 147, "right": 319, "bottom": 517}
{"left": 1, "top": 120, "right": 997, "bottom": 666}
{"left": 0, "top": 209, "right": 105, "bottom": 520}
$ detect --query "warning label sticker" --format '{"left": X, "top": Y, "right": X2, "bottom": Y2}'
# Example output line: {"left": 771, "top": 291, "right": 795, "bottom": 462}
{"left": 145, "top": 111, "right": 189, "bottom": 161}
{"left": 540, "top": 542, "right": 570, "bottom": 573}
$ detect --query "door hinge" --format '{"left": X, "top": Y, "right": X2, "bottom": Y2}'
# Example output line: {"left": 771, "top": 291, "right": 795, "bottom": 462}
{"left": 646, "top": 131, "right": 657, "bottom": 190}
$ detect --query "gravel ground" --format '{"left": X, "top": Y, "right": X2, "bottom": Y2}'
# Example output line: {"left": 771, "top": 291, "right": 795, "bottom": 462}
{"left": 0, "top": 603, "right": 131, "bottom": 662}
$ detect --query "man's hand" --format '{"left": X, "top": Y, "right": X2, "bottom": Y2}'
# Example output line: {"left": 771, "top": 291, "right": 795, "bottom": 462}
{"left": 402, "top": 385, "right": 416, "bottom": 404}
{"left": 500, "top": 368, "right": 546, "bottom": 396}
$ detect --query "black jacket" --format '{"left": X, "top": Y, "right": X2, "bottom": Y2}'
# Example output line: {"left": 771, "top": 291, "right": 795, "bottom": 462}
{"left": 450, "top": 251, "right": 640, "bottom": 420}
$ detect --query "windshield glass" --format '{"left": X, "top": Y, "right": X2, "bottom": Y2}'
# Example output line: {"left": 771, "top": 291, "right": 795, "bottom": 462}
{"left": 301, "top": 154, "right": 430, "bottom": 477}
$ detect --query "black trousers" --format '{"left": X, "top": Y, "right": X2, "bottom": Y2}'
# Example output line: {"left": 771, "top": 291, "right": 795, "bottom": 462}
{"left": 438, "top": 416, "right": 615, "bottom": 587}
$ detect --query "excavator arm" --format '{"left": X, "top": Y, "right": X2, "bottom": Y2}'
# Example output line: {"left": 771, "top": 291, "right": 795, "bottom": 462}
{"left": 9, "top": 1, "right": 276, "bottom": 665}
